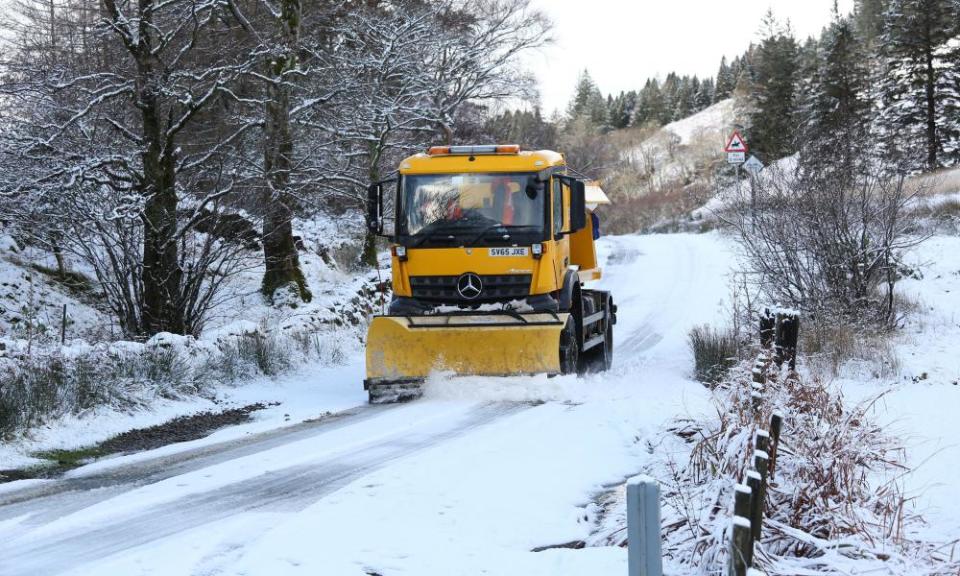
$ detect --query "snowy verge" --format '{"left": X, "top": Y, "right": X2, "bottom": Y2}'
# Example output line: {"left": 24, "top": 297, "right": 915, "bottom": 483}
{"left": 589, "top": 361, "right": 956, "bottom": 576}
{"left": 839, "top": 233, "right": 960, "bottom": 546}
{"left": 0, "top": 356, "right": 368, "bottom": 472}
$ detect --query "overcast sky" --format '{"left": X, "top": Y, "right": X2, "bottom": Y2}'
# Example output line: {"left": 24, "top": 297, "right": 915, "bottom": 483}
{"left": 526, "top": 0, "right": 855, "bottom": 115}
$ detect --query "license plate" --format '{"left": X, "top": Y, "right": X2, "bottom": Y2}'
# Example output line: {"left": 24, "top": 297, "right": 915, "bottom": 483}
{"left": 489, "top": 247, "right": 529, "bottom": 257}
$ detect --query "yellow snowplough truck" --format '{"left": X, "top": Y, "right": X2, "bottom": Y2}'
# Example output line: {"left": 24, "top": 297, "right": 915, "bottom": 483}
{"left": 364, "top": 145, "right": 616, "bottom": 403}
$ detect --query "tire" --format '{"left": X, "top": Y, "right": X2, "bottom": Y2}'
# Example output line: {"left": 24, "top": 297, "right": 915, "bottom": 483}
{"left": 559, "top": 316, "right": 580, "bottom": 375}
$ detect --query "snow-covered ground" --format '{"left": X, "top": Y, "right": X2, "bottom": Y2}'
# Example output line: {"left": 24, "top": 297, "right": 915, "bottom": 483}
{"left": 3, "top": 224, "right": 959, "bottom": 575}
{"left": 0, "top": 232, "right": 736, "bottom": 576}
{"left": 841, "top": 234, "right": 960, "bottom": 547}
{"left": 0, "top": 358, "right": 368, "bottom": 471}
{"left": 660, "top": 98, "right": 736, "bottom": 147}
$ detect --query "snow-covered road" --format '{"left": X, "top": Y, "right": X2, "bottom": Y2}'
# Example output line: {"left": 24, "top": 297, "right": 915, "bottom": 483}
{"left": 0, "top": 233, "right": 734, "bottom": 576}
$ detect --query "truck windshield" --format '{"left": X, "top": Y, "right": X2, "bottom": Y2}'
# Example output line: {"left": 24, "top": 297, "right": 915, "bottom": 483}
{"left": 399, "top": 172, "right": 545, "bottom": 246}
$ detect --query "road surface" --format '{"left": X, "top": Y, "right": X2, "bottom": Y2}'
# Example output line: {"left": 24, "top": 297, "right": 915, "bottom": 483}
{"left": 0, "top": 233, "right": 732, "bottom": 576}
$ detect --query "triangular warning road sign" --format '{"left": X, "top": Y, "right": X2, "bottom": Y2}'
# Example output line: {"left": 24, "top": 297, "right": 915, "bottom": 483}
{"left": 725, "top": 131, "right": 748, "bottom": 153}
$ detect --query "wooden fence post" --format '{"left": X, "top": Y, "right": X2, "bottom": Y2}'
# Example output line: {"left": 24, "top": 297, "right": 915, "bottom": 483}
{"left": 759, "top": 309, "right": 775, "bottom": 349}
{"left": 730, "top": 516, "right": 753, "bottom": 576}
{"left": 60, "top": 303, "right": 67, "bottom": 345}
{"left": 751, "top": 451, "right": 770, "bottom": 542}
{"left": 734, "top": 483, "right": 752, "bottom": 518}
{"left": 774, "top": 312, "right": 800, "bottom": 370}
{"left": 745, "top": 470, "right": 763, "bottom": 544}
{"left": 733, "top": 484, "right": 753, "bottom": 567}
{"left": 755, "top": 430, "right": 769, "bottom": 456}
{"left": 750, "top": 390, "right": 763, "bottom": 415}
{"left": 769, "top": 413, "right": 783, "bottom": 479}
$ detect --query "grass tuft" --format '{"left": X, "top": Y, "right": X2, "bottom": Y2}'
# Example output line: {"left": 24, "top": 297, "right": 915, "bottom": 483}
{"left": 689, "top": 324, "right": 739, "bottom": 383}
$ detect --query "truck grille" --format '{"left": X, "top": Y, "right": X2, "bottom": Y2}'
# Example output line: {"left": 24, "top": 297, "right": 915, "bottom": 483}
{"left": 409, "top": 274, "right": 532, "bottom": 303}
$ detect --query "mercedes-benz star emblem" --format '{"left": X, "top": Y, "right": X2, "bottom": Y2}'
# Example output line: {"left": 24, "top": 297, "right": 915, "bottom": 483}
{"left": 457, "top": 273, "right": 483, "bottom": 300}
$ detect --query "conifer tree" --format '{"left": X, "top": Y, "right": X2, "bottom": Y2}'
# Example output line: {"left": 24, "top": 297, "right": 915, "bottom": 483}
{"left": 567, "top": 70, "right": 610, "bottom": 129}
{"left": 715, "top": 56, "right": 735, "bottom": 101}
{"left": 696, "top": 77, "right": 715, "bottom": 109}
{"left": 632, "top": 78, "right": 666, "bottom": 127}
{"left": 661, "top": 73, "right": 680, "bottom": 123}
{"left": 746, "top": 11, "right": 801, "bottom": 161}
{"left": 939, "top": 36, "right": 960, "bottom": 164}
{"left": 673, "top": 76, "right": 694, "bottom": 120}
{"left": 798, "top": 16, "right": 873, "bottom": 178}
{"left": 854, "top": 0, "right": 888, "bottom": 46}
{"left": 880, "top": 0, "right": 960, "bottom": 169}
{"left": 608, "top": 91, "right": 635, "bottom": 129}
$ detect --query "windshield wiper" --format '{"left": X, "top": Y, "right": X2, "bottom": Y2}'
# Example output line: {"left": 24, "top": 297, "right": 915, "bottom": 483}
{"left": 463, "top": 223, "right": 509, "bottom": 245}
{"left": 465, "top": 224, "right": 540, "bottom": 245}
{"left": 410, "top": 228, "right": 460, "bottom": 247}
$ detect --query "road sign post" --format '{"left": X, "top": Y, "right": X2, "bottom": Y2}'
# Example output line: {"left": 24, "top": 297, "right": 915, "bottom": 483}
{"left": 742, "top": 155, "right": 763, "bottom": 231}
{"left": 725, "top": 131, "right": 748, "bottom": 163}
{"left": 725, "top": 131, "right": 749, "bottom": 226}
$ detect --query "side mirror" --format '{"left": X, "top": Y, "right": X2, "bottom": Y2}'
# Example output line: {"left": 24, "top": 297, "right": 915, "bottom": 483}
{"left": 570, "top": 180, "right": 587, "bottom": 232}
{"left": 366, "top": 182, "right": 384, "bottom": 235}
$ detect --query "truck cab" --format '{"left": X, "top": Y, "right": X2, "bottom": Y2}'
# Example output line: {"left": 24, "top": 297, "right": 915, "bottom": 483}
{"left": 365, "top": 145, "right": 615, "bottom": 402}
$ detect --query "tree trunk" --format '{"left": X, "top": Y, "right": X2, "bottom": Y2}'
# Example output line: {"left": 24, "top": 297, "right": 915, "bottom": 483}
{"left": 139, "top": 58, "right": 185, "bottom": 336}
{"left": 360, "top": 143, "right": 383, "bottom": 268}
{"left": 924, "top": 44, "right": 938, "bottom": 169}
{"left": 360, "top": 229, "right": 378, "bottom": 267}
{"left": 261, "top": 0, "right": 310, "bottom": 303}
{"left": 52, "top": 240, "right": 65, "bottom": 279}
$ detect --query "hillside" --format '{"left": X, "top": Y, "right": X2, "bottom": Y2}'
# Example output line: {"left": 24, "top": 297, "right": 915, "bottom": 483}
{"left": 624, "top": 98, "right": 736, "bottom": 188}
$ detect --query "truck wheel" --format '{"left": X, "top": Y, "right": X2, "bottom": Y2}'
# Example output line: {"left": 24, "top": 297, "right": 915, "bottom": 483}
{"left": 559, "top": 316, "right": 579, "bottom": 375}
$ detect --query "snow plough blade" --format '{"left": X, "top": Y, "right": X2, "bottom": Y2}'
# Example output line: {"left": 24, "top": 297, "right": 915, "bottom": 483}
{"left": 364, "top": 313, "right": 567, "bottom": 403}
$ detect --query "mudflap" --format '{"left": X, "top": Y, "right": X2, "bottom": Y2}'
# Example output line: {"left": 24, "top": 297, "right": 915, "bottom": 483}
{"left": 364, "top": 313, "right": 568, "bottom": 402}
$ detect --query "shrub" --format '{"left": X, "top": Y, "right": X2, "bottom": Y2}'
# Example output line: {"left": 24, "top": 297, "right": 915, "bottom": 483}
{"left": 0, "top": 319, "right": 357, "bottom": 439}
{"left": 801, "top": 317, "right": 901, "bottom": 380}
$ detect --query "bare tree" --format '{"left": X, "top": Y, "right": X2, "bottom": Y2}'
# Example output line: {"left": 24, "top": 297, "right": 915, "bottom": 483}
{"left": 0, "top": 0, "right": 259, "bottom": 337}
{"left": 0, "top": 0, "right": 553, "bottom": 337}
{"left": 321, "top": 0, "right": 552, "bottom": 265}
{"left": 723, "top": 160, "right": 927, "bottom": 326}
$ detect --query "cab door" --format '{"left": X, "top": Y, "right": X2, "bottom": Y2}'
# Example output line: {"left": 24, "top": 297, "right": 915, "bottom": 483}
{"left": 551, "top": 176, "right": 572, "bottom": 289}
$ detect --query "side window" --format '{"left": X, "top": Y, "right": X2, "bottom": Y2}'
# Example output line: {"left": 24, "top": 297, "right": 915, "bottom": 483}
{"left": 552, "top": 178, "right": 563, "bottom": 238}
